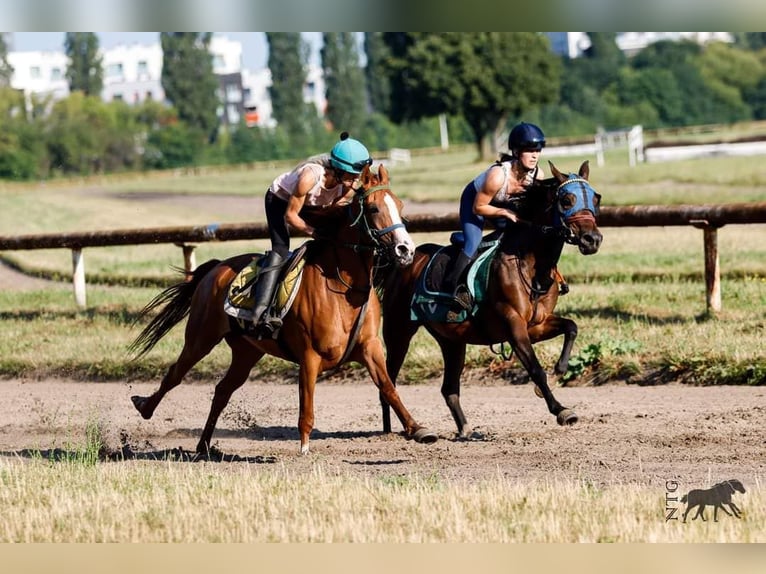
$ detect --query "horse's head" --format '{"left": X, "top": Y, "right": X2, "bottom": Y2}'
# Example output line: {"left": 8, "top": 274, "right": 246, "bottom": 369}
{"left": 548, "top": 161, "right": 603, "bottom": 255}
{"left": 349, "top": 163, "right": 415, "bottom": 267}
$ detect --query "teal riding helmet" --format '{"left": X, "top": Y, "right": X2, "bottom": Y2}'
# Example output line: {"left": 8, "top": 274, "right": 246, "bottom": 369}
{"left": 330, "top": 132, "right": 372, "bottom": 174}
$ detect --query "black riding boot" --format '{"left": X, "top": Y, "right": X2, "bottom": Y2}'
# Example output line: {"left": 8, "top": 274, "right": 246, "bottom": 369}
{"left": 251, "top": 251, "right": 285, "bottom": 336}
{"left": 443, "top": 250, "right": 474, "bottom": 310}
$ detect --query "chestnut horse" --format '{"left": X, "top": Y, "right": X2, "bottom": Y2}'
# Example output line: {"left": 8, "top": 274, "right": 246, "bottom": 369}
{"left": 129, "top": 164, "right": 437, "bottom": 454}
{"left": 379, "top": 161, "right": 603, "bottom": 438}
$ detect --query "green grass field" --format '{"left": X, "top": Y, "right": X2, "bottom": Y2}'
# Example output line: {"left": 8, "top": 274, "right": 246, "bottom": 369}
{"left": 0, "top": 147, "right": 764, "bottom": 385}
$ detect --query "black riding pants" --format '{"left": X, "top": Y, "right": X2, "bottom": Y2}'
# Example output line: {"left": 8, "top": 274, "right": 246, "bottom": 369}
{"left": 264, "top": 190, "right": 290, "bottom": 258}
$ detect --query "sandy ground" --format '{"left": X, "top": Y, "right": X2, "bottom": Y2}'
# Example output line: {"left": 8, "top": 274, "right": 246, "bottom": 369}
{"left": 0, "top": 377, "right": 763, "bottom": 489}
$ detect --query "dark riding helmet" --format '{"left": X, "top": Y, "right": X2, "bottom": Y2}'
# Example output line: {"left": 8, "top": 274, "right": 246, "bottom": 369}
{"left": 508, "top": 122, "right": 546, "bottom": 152}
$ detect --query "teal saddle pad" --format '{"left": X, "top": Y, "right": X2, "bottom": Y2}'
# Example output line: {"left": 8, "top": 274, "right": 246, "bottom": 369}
{"left": 410, "top": 241, "right": 498, "bottom": 323}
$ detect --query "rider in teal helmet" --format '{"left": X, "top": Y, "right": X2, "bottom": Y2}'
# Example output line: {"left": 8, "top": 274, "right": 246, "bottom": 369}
{"left": 252, "top": 132, "right": 373, "bottom": 338}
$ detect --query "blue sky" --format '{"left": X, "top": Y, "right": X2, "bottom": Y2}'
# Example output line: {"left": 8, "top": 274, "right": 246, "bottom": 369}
{"left": 11, "top": 32, "right": 322, "bottom": 71}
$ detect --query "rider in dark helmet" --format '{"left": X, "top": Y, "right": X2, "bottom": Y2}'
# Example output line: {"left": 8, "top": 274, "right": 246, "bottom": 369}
{"left": 253, "top": 132, "right": 372, "bottom": 336}
{"left": 444, "top": 122, "right": 565, "bottom": 310}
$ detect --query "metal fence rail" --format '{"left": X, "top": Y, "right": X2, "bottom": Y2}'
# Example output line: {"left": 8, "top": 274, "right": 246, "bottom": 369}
{"left": 2, "top": 202, "right": 766, "bottom": 312}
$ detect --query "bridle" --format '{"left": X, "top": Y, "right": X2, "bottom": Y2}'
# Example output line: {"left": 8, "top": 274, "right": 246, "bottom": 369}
{"left": 549, "top": 176, "right": 601, "bottom": 245}
{"left": 347, "top": 184, "right": 407, "bottom": 251}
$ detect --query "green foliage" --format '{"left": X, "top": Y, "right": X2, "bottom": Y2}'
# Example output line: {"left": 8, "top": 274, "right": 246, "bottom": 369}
{"left": 0, "top": 87, "right": 46, "bottom": 179}
{"left": 64, "top": 33, "right": 103, "bottom": 96}
{"left": 363, "top": 33, "right": 391, "bottom": 115}
{"left": 46, "top": 92, "right": 142, "bottom": 175}
{"left": 322, "top": 33, "right": 367, "bottom": 135}
{"left": 562, "top": 339, "right": 641, "bottom": 383}
{"left": 383, "top": 33, "right": 561, "bottom": 158}
{"left": 144, "top": 122, "right": 204, "bottom": 169}
{"left": 0, "top": 33, "right": 13, "bottom": 86}
{"left": 160, "top": 33, "right": 219, "bottom": 139}
{"left": 266, "top": 33, "right": 316, "bottom": 142}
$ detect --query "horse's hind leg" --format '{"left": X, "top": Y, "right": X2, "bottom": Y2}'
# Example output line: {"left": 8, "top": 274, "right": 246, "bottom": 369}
{"left": 380, "top": 317, "right": 420, "bottom": 433}
{"left": 435, "top": 337, "right": 471, "bottom": 438}
{"left": 196, "top": 336, "right": 263, "bottom": 454}
{"left": 131, "top": 328, "right": 223, "bottom": 420}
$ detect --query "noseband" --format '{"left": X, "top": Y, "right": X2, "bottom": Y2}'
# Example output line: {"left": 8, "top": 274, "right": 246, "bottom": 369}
{"left": 349, "top": 184, "right": 407, "bottom": 248}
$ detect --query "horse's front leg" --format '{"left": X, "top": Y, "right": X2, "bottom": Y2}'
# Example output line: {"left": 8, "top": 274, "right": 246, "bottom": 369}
{"left": 506, "top": 314, "right": 577, "bottom": 425}
{"left": 528, "top": 315, "right": 578, "bottom": 375}
{"left": 361, "top": 338, "right": 437, "bottom": 444}
{"left": 297, "top": 352, "right": 322, "bottom": 455}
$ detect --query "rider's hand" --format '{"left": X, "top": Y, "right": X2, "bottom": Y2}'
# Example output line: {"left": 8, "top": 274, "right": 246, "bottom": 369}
{"left": 504, "top": 210, "right": 519, "bottom": 223}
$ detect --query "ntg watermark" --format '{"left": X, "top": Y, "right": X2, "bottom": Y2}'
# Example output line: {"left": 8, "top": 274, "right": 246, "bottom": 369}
{"left": 665, "top": 479, "right": 746, "bottom": 523}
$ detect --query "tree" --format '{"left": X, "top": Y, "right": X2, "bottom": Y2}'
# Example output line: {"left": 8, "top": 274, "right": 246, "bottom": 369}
{"left": 321, "top": 33, "right": 366, "bottom": 135}
{"left": 64, "top": 33, "right": 103, "bottom": 96}
{"left": 0, "top": 34, "right": 13, "bottom": 87}
{"left": 364, "top": 32, "right": 390, "bottom": 115}
{"left": 266, "top": 32, "right": 319, "bottom": 157}
{"left": 160, "top": 33, "right": 219, "bottom": 140}
{"left": 383, "top": 33, "right": 560, "bottom": 159}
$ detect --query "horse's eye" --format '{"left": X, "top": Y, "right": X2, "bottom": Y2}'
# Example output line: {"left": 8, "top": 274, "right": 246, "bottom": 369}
{"left": 368, "top": 204, "right": 380, "bottom": 215}
{"left": 560, "top": 194, "right": 574, "bottom": 209}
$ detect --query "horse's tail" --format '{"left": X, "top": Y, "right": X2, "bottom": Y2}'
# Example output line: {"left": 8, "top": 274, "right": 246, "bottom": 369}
{"left": 128, "top": 259, "right": 221, "bottom": 359}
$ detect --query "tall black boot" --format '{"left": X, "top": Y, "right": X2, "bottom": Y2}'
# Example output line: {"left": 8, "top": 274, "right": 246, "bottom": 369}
{"left": 443, "top": 250, "right": 473, "bottom": 310}
{"left": 251, "top": 251, "right": 284, "bottom": 334}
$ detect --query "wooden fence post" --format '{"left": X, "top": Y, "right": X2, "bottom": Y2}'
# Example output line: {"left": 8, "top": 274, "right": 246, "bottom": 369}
{"left": 180, "top": 244, "right": 197, "bottom": 274}
{"left": 690, "top": 220, "right": 722, "bottom": 314}
{"left": 71, "top": 248, "right": 86, "bottom": 309}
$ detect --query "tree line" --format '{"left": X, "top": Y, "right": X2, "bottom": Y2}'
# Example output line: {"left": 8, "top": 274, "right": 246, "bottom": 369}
{"left": 1, "top": 32, "right": 766, "bottom": 181}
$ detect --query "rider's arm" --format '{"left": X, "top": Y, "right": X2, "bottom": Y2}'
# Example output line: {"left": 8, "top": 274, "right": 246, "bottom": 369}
{"left": 284, "top": 168, "right": 319, "bottom": 237}
{"left": 472, "top": 165, "right": 525, "bottom": 223}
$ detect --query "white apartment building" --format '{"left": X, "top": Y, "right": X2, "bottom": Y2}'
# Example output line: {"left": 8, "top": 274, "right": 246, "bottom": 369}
{"left": 7, "top": 34, "right": 326, "bottom": 129}
{"left": 7, "top": 50, "right": 70, "bottom": 101}
{"left": 545, "top": 32, "right": 734, "bottom": 58}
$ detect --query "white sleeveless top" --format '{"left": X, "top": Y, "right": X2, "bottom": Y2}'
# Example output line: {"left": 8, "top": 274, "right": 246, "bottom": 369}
{"left": 471, "top": 160, "right": 538, "bottom": 204}
{"left": 270, "top": 160, "right": 344, "bottom": 206}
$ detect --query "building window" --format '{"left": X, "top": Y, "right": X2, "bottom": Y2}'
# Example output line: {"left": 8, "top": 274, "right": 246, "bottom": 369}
{"left": 213, "top": 54, "right": 225, "bottom": 70}
{"left": 106, "top": 63, "right": 123, "bottom": 78}
{"left": 227, "top": 104, "right": 240, "bottom": 125}
{"left": 30, "top": 66, "right": 41, "bottom": 79}
{"left": 51, "top": 67, "right": 62, "bottom": 81}
{"left": 113, "top": 93, "right": 123, "bottom": 101}
{"left": 225, "top": 83, "right": 242, "bottom": 102}
{"left": 137, "top": 60, "right": 148, "bottom": 79}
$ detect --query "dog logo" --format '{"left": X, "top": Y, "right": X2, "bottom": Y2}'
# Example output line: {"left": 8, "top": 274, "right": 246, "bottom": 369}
{"left": 681, "top": 479, "right": 746, "bottom": 522}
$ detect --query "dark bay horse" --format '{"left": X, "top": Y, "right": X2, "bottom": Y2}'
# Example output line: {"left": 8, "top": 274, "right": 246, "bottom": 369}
{"left": 380, "top": 161, "right": 603, "bottom": 437}
{"left": 129, "top": 164, "right": 437, "bottom": 454}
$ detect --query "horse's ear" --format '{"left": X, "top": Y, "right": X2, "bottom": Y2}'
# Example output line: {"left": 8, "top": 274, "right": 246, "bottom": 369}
{"left": 360, "top": 164, "right": 372, "bottom": 186}
{"left": 377, "top": 162, "right": 389, "bottom": 184}
{"left": 548, "top": 161, "right": 566, "bottom": 183}
{"left": 579, "top": 160, "right": 590, "bottom": 180}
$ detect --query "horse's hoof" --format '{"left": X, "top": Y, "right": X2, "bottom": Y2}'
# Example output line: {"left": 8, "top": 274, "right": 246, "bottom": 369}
{"left": 534, "top": 385, "right": 544, "bottom": 398}
{"left": 300, "top": 444, "right": 310, "bottom": 455}
{"left": 412, "top": 427, "right": 438, "bottom": 444}
{"left": 130, "top": 395, "right": 151, "bottom": 419}
{"left": 556, "top": 409, "right": 578, "bottom": 426}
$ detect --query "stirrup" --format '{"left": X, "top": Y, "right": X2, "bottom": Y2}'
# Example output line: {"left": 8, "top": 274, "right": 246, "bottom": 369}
{"left": 451, "top": 286, "right": 473, "bottom": 311}
{"left": 256, "top": 315, "right": 282, "bottom": 338}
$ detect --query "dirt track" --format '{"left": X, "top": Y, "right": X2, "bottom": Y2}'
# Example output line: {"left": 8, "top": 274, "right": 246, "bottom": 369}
{"left": 1, "top": 377, "right": 763, "bottom": 488}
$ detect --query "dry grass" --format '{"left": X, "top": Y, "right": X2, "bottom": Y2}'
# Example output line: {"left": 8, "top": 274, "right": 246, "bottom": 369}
{"left": 0, "top": 458, "right": 762, "bottom": 543}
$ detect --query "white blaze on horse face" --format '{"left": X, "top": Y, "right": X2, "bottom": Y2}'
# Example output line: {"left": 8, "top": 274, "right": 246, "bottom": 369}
{"left": 383, "top": 194, "right": 415, "bottom": 265}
